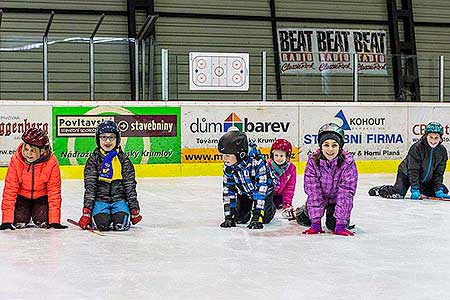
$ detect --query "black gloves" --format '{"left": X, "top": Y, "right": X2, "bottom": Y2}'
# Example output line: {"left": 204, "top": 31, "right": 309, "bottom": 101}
{"left": 0, "top": 223, "right": 15, "bottom": 230}
{"left": 0, "top": 222, "right": 68, "bottom": 230}
{"left": 47, "top": 223, "right": 68, "bottom": 229}
{"left": 220, "top": 215, "right": 236, "bottom": 228}
{"left": 247, "top": 210, "right": 264, "bottom": 229}
{"left": 221, "top": 209, "right": 264, "bottom": 229}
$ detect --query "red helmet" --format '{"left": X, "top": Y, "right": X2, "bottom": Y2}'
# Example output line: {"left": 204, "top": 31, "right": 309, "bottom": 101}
{"left": 270, "top": 139, "right": 292, "bottom": 161}
{"left": 22, "top": 127, "right": 50, "bottom": 149}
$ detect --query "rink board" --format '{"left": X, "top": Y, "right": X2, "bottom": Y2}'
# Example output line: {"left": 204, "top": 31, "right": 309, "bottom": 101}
{"left": 0, "top": 101, "right": 448, "bottom": 178}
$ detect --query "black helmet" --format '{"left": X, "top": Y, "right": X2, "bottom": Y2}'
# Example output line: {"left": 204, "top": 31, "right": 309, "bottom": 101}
{"left": 218, "top": 130, "right": 248, "bottom": 160}
{"left": 96, "top": 120, "right": 121, "bottom": 147}
{"left": 318, "top": 122, "right": 345, "bottom": 148}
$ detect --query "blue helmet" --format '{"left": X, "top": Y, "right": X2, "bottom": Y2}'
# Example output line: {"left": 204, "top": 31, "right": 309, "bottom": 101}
{"left": 96, "top": 120, "right": 120, "bottom": 147}
{"left": 425, "top": 122, "right": 444, "bottom": 136}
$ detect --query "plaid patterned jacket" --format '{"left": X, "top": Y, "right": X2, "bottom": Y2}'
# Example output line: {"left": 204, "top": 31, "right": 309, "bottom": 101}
{"left": 222, "top": 145, "right": 274, "bottom": 216}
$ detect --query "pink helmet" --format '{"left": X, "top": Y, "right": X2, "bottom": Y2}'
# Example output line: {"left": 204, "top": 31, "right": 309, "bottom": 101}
{"left": 270, "top": 139, "right": 292, "bottom": 161}
{"left": 22, "top": 128, "right": 50, "bottom": 149}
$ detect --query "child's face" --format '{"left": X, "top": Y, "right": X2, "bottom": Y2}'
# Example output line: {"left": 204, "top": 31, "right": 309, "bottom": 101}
{"left": 321, "top": 139, "right": 340, "bottom": 160}
{"left": 22, "top": 143, "right": 43, "bottom": 163}
{"left": 272, "top": 149, "right": 287, "bottom": 165}
{"left": 223, "top": 153, "right": 238, "bottom": 166}
{"left": 427, "top": 133, "right": 441, "bottom": 148}
{"left": 99, "top": 133, "right": 117, "bottom": 152}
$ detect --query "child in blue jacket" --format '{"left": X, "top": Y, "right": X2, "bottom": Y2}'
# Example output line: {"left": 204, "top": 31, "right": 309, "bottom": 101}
{"left": 217, "top": 130, "right": 275, "bottom": 230}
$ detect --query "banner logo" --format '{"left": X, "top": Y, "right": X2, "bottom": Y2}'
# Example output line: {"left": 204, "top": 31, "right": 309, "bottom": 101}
{"left": 56, "top": 115, "right": 177, "bottom": 137}
{"left": 335, "top": 110, "right": 351, "bottom": 130}
{"left": 224, "top": 113, "right": 242, "bottom": 132}
{"left": 189, "top": 113, "right": 290, "bottom": 134}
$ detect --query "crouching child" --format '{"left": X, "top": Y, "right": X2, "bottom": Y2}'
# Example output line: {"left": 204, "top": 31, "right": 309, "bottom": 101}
{"left": 78, "top": 121, "right": 142, "bottom": 231}
{"left": 218, "top": 130, "right": 275, "bottom": 230}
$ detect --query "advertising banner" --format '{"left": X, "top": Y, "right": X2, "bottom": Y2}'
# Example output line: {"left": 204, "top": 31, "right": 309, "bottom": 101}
{"left": 0, "top": 106, "right": 51, "bottom": 166}
{"left": 408, "top": 106, "right": 450, "bottom": 146}
{"left": 53, "top": 106, "right": 181, "bottom": 166}
{"left": 300, "top": 106, "right": 407, "bottom": 161}
{"left": 182, "top": 106, "right": 299, "bottom": 163}
{"left": 278, "top": 28, "right": 387, "bottom": 75}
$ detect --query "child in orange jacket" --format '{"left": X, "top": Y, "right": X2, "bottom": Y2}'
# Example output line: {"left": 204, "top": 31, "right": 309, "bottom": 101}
{"left": 0, "top": 128, "right": 66, "bottom": 230}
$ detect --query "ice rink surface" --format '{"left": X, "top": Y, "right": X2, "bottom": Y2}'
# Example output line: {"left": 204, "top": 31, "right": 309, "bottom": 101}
{"left": 1, "top": 174, "right": 450, "bottom": 300}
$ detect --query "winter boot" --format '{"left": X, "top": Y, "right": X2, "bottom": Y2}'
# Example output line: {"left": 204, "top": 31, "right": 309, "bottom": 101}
{"left": 14, "top": 222, "right": 27, "bottom": 229}
{"left": 368, "top": 186, "right": 383, "bottom": 196}
{"left": 378, "top": 186, "right": 404, "bottom": 199}
{"left": 281, "top": 206, "right": 295, "bottom": 220}
{"left": 294, "top": 205, "right": 311, "bottom": 227}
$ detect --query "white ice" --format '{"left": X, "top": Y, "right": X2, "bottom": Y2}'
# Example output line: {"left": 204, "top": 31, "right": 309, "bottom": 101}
{"left": 1, "top": 174, "right": 450, "bottom": 300}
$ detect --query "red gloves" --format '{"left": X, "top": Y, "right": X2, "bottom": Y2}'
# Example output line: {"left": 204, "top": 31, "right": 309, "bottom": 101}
{"left": 334, "top": 224, "right": 355, "bottom": 236}
{"left": 131, "top": 209, "right": 142, "bottom": 225}
{"left": 78, "top": 207, "right": 92, "bottom": 230}
{"left": 302, "top": 222, "right": 324, "bottom": 234}
{"left": 302, "top": 222, "right": 355, "bottom": 236}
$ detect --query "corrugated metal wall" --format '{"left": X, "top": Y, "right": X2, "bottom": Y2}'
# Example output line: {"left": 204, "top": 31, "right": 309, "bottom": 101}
{"left": 154, "top": 0, "right": 269, "bottom": 16}
{"left": 3, "top": 0, "right": 126, "bottom": 11}
{"left": 0, "top": 7, "right": 130, "bottom": 101}
{"left": 153, "top": 0, "right": 450, "bottom": 101}
{"left": 152, "top": 1, "right": 273, "bottom": 100}
{"left": 276, "top": 0, "right": 387, "bottom": 21}
{"left": 414, "top": 0, "right": 450, "bottom": 23}
{"left": 1, "top": 0, "right": 450, "bottom": 101}
{"left": 153, "top": 17, "right": 275, "bottom": 101}
{"left": 414, "top": 0, "right": 450, "bottom": 101}
{"left": 153, "top": 0, "right": 393, "bottom": 101}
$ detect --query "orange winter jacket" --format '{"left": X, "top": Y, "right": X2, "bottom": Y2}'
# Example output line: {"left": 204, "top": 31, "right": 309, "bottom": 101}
{"left": 1, "top": 143, "right": 62, "bottom": 224}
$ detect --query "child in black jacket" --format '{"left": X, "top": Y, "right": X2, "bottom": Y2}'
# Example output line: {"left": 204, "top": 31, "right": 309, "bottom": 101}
{"left": 369, "top": 122, "right": 448, "bottom": 199}
{"left": 78, "top": 121, "right": 142, "bottom": 231}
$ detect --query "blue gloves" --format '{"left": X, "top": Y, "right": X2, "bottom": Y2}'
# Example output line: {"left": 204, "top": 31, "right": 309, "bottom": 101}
{"left": 410, "top": 186, "right": 450, "bottom": 199}
{"left": 410, "top": 186, "right": 421, "bottom": 200}
{"left": 435, "top": 188, "right": 450, "bottom": 199}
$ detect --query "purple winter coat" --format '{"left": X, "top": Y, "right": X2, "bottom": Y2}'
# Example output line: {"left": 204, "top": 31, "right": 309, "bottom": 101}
{"left": 304, "top": 149, "right": 358, "bottom": 225}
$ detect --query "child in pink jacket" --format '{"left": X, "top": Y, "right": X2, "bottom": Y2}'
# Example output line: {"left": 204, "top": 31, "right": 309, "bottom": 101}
{"left": 268, "top": 139, "right": 297, "bottom": 216}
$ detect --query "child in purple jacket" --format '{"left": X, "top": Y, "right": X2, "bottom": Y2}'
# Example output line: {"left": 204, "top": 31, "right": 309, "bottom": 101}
{"left": 268, "top": 139, "right": 297, "bottom": 216}
{"left": 295, "top": 123, "right": 358, "bottom": 236}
